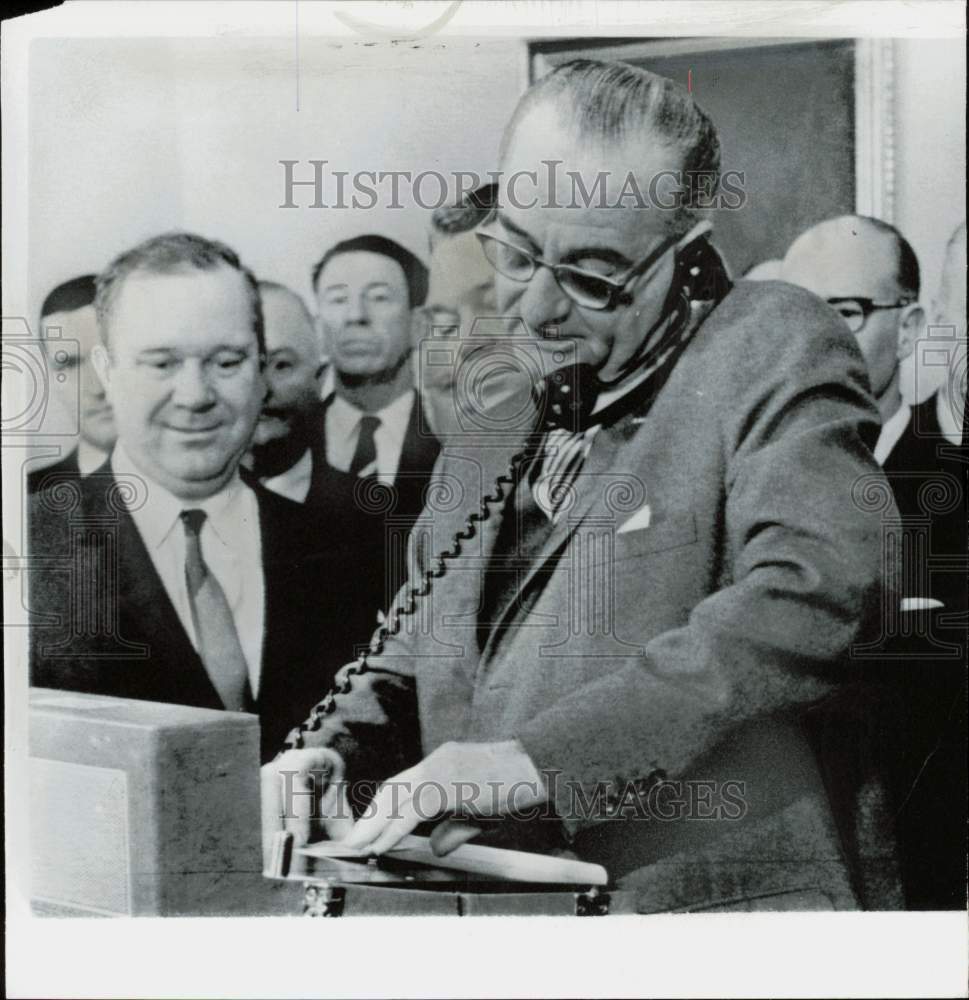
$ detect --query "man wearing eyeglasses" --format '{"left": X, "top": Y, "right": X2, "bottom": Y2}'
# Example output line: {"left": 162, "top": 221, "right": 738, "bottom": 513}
{"left": 267, "top": 61, "right": 901, "bottom": 912}
{"left": 781, "top": 214, "right": 923, "bottom": 463}
{"left": 28, "top": 232, "right": 365, "bottom": 760}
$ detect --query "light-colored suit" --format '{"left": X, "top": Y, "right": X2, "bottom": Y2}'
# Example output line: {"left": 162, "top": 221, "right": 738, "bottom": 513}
{"left": 292, "top": 280, "right": 903, "bottom": 911}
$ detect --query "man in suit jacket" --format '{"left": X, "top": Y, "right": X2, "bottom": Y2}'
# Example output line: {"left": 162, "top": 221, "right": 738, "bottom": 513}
{"left": 310, "top": 234, "right": 442, "bottom": 612}
{"left": 27, "top": 275, "right": 117, "bottom": 493}
{"left": 265, "top": 60, "right": 900, "bottom": 911}
{"left": 783, "top": 217, "right": 967, "bottom": 908}
{"left": 29, "top": 232, "right": 370, "bottom": 761}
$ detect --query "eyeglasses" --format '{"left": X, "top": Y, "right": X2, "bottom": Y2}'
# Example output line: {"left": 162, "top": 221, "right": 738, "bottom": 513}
{"left": 475, "top": 227, "right": 678, "bottom": 311}
{"left": 826, "top": 297, "right": 913, "bottom": 334}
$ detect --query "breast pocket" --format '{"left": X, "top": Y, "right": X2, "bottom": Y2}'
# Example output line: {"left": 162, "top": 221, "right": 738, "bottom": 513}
{"left": 613, "top": 511, "right": 698, "bottom": 563}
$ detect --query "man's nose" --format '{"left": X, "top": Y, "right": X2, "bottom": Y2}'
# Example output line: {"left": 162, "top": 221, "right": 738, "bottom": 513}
{"left": 347, "top": 293, "right": 370, "bottom": 325}
{"left": 171, "top": 359, "right": 217, "bottom": 407}
{"left": 519, "top": 266, "right": 572, "bottom": 335}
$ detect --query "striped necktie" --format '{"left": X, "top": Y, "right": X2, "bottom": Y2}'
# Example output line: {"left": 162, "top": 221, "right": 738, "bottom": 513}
{"left": 180, "top": 508, "right": 250, "bottom": 711}
{"left": 529, "top": 427, "right": 597, "bottom": 522}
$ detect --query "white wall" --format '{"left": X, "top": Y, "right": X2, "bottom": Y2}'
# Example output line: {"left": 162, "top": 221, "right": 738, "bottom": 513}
{"left": 894, "top": 37, "right": 967, "bottom": 401}
{"left": 24, "top": 34, "right": 966, "bottom": 417}
{"left": 27, "top": 36, "right": 525, "bottom": 319}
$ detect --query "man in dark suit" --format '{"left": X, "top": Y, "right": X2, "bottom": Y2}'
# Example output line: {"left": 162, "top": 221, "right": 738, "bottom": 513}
{"left": 265, "top": 61, "right": 902, "bottom": 911}
{"left": 29, "top": 232, "right": 370, "bottom": 760}
{"left": 310, "top": 235, "right": 441, "bottom": 612}
{"left": 780, "top": 217, "right": 967, "bottom": 907}
{"left": 27, "top": 275, "right": 117, "bottom": 493}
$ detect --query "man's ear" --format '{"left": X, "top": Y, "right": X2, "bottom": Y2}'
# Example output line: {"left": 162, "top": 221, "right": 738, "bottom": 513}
{"left": 90, "top": 343, "right": 113, "bottom": 395}
{"left": 896, "top": 302, "right": 924, "bottom": 362}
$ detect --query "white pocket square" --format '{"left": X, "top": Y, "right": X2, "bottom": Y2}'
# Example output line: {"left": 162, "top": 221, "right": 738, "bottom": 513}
{"left": 617, "top": 504, "right": 652, "bottom": 534}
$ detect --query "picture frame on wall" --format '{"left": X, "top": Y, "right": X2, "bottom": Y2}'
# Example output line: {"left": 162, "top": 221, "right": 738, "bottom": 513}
{"left": 528, "top": 36, "right": 895, "bottom": 275}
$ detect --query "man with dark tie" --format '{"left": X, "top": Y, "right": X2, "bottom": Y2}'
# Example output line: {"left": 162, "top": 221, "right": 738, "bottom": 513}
{"left": 28, "top": 275, "right": 117, "bottom": 493}
{"left": 311, "top": 234, "right": 441, "bottom": 611}
{"left": 266, "top": 61, "right": 901, "bottom": 912}
{"left": 28, "top": 232, "right": 369, "bottom": 759}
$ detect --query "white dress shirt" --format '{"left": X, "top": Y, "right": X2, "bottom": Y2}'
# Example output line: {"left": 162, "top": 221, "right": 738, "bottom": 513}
{"left": 325, "top": 389, "right": 415, "bottom": 484}
{"left": 111, "top": 444, "right": 266, "bottom": 697}
{"left": 77, "top": 439, "right": 110, "bottom": 475}
{"left": 261, "top": 448, "right": 314, "bottom": 503}
{"left": 874, "top": 403, "right": 911, "bottom": 465}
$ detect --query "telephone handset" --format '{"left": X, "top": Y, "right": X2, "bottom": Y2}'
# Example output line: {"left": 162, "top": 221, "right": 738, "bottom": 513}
{"left": 283, "top": 220, "right": 730, "bottom": 750}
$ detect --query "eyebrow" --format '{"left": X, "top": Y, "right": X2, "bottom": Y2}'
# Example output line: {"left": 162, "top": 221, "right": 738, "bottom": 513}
{"left": 134, "top": 345, "right": 251, "bottom": 358}
{"left": 496, "top": 212, "right": 540, "bottom": 250}
{"left": 495, "top": 211, "right": 632, "bottom": 269}
{"left": 321, "top": 281, "right": 396, "bottom": 293}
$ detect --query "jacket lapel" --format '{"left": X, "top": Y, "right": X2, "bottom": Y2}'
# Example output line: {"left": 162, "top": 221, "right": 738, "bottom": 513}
{"left": 99, "top": 475, "right": 223, "bottom": 707}
{"left": 479, "top": 411, "right": 656, "bottom": 662}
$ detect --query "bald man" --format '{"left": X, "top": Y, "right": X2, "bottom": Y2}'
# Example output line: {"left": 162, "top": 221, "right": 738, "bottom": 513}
{"left": 870, "top": 222, "right": 967, "bottom": 910}
{"left": 782, "top": 215, "right": 924, "bottom": 462}
{"left": 247, "top": 281, "right": 326, "bottom": 502}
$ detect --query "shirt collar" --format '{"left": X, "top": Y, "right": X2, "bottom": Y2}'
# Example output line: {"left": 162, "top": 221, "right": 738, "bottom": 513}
{"left": 110, "top": 442, "right": 247, "bottom": 551}
{"left": 874, "top": 403, "right": 911, "bottom": 465}
{"left": 260, "top": 447, "right": 313, "bottom": 503}
{"left": 327, "top": 389, "right": 415, "bottom": 448}
{"left": 77, "top": 439, "right": 111, "bottom": 476}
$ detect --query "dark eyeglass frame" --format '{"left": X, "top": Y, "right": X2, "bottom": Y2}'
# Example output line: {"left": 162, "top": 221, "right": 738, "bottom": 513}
{"left": 826, "top": 296, "right": 914, "bottom": 333}
{"left": 475, "top": 227, "right": 678, "bottom": 311}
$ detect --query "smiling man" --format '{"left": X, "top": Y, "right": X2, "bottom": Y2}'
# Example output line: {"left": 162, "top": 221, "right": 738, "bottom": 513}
{"left": 28, "top": 232, "right": 367, "bottom": 759}
{"left": 266, "top": 61, "right": 902, "bottom": 911}
{"left": 246, "top": 280, "right": 326, "bottom": 502}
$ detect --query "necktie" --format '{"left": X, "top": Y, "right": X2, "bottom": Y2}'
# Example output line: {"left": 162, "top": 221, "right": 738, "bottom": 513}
{"left": 349, "top": 415, "right": 381, "bottom": 477}
{"left": 530, "top": 428, "right": 595, "bottom": 521}
{"left": 180, "top": 508, "right": 250, "bottom": 711}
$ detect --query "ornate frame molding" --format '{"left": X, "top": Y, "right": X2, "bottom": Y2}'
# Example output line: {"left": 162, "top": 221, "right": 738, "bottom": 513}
{"left": 854, "top": 38, "right": 896, "bottom": 222}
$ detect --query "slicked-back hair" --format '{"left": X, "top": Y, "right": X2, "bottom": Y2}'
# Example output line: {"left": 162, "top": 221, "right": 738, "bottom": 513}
{"left": 858, "top": 215, "right": 921, "bottom": 297}
{"left": 311, "top": 234, "right": 428, "bottom": 308}
{"left": 40, "top": 274, "right": 98, "bottom": 322}
{"left": 95, "top": 231, "right": 265, "bottom": 356}
{"left": 503, "top": 58, "right": 721, "bottom": 232}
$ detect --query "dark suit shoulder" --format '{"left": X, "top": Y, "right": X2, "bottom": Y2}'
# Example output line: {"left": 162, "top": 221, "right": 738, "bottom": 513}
{"left": 26, "top": 451, "right": 80, "bottom": 495}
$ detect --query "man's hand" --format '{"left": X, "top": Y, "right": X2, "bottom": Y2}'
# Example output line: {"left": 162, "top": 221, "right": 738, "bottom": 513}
{"left": 341, "top": 739, "right": 547, "bottom": 856}
{"left": 260, "top": 747, "right": 355, "bottom": 868}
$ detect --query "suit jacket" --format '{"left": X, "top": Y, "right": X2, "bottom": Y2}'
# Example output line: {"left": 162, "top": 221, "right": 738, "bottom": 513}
{"left": 293, "top": 281, "right": 903, "bottom": 911}
{"left": 27, "top": 449, "right": 80, "bottom": 495}
{"left": 877, "top": 392, "right": 967, "bottom": 908}
{"left": 303, "top": 392, "right": 442, "bottom": 613}
{"left": 883, "top": 391, "right": 967, "bottom": 613}
{"left": 28, "top": 466, "right": 374, "bottom": 760}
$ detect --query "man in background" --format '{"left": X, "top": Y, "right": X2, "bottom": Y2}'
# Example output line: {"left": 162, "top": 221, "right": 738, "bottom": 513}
{"left": 246, "top": 280, "right": 327, "bottom": 503}
{"left": 782, "top": 215, "right": 923, "bottom": 463}
{"left": 416, "top": 183, "right": 534, "bottom": 438}
{"left": 28, "top": 275, "right": 116, "bottom": 492}
{"left": 312, "top": 234, "right": 441, "bottom": 611}
{"left": 29, "top": 232, "right": 367, "bottom": 759}
{"left": 268, "top": 60, "right": 899, "bottom": 912}
{"left": 784, "top": 215, "right": 967, "bottom": 908}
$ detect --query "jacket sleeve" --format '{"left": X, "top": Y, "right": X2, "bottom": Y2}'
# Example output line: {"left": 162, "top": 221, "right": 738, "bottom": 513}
{"left": 513, "top": 286, "right": 902, "bottom": 830}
